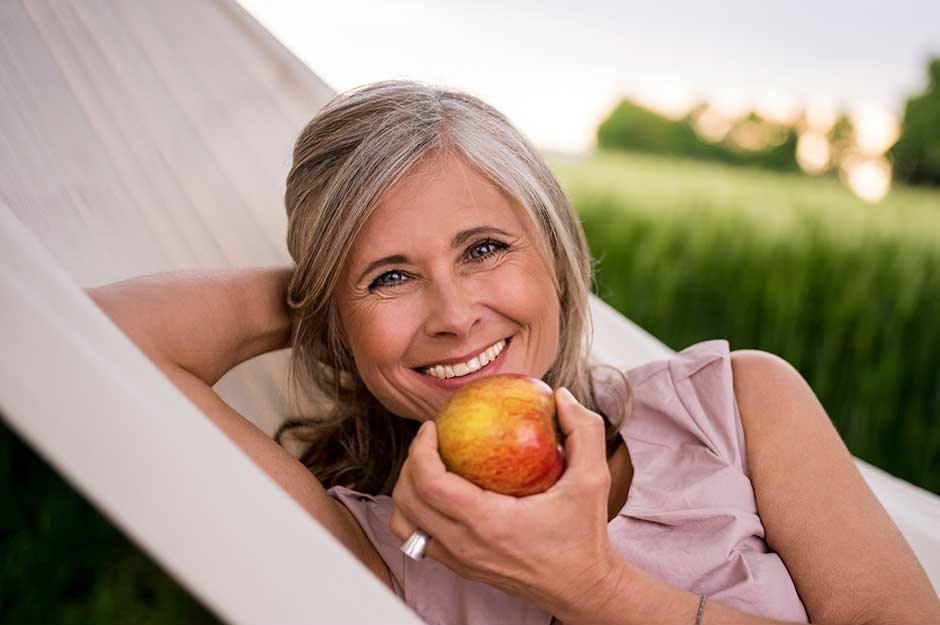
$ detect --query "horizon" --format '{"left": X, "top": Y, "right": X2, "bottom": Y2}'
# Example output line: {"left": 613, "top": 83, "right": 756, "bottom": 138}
{"left": 237, "top": 0, "right": 939, "bottom": 155}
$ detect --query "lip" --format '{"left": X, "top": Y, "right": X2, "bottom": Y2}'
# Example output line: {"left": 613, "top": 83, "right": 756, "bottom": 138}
{"left": 413, "top": 337, "right": 511, "bottom": 369}
{"left": 414, "top": 337, "right": 512, "bottom": 390}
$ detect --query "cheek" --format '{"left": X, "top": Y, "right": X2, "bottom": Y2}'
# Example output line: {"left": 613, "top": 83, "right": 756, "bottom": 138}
{"left": 490, "top": 261, "right": 559, "bottom": 332}
{"left": 344, "top": 298, "right": 421, "bottom": 370}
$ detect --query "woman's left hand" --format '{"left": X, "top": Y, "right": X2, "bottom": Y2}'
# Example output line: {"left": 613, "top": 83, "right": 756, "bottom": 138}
{"left": 389, "top": 387, "right": 627, "bottom": 620}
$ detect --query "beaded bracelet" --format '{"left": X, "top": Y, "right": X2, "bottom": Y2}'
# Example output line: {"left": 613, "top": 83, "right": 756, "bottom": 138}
{"left": 695, "top": 595, "right": 708, "bottom": 625}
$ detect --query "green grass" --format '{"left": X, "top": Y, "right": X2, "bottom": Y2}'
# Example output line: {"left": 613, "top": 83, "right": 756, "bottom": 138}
{"left": 551, "top": 150, "right": 940, "bottom": 247}
{"left": 550, "top": 150, "right": 940, "bottom": 496}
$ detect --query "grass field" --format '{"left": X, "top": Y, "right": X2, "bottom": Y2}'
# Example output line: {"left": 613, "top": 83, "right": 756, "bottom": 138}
{"left": 550, "top": 150, "right": 940, "bottom": 247}
{"left": 549, "top": 150, "right": 940, "bottom": 496}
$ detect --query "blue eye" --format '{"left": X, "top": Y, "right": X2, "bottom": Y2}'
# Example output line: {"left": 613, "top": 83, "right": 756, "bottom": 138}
{"left": 469, "top": 239, "right": 509, "bottom": 261}
{"left": 367, "top": 239, "right": 510, "bottom": 293}
{"left": 368, "top": 270, "right": 408, "bottom": 291}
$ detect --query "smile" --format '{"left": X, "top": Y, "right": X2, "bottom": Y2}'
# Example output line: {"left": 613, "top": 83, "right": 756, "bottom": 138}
{"left": 419, "top": 338, "right": 509, "bottom": 380}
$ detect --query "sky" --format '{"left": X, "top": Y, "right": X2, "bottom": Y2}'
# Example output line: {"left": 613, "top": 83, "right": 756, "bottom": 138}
{"left": 237, "top": 0, "right": 940, "bottom": 154}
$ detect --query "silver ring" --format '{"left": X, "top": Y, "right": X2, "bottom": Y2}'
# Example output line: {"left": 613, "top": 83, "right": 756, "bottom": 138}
{"left": 401, "top": 528, "right": 430, "bottom": 560}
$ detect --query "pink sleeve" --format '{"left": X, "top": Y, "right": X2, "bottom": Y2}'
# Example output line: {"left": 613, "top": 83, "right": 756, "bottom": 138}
{"left": 667, "top": 339, "right": 750, "bottom": 475}
{"left": 327, "top": 485, "right": 408, "bottom": 600}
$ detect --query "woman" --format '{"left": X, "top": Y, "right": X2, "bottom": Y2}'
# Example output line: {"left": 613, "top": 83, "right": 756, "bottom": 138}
{"left": 87, "top": 81, "right": 939, "bottom": 625}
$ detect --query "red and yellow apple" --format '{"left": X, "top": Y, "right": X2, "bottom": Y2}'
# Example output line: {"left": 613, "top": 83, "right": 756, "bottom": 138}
{"left": 435, "top": 373, "right": 565, "bottom": 496}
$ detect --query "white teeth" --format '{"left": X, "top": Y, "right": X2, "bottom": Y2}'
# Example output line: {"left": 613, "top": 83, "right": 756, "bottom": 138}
{"left": 422, "top": 338, "right": 508, "bottom": 379}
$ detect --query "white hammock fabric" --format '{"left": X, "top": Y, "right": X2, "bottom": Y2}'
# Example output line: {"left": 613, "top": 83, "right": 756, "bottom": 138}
{"left": 0, "top": 2, "right": 936, "bottom": 624}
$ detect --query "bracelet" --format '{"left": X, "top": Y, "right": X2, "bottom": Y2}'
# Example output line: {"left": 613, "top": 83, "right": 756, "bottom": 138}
{"left": 695, "top": 594, "right": 708, "bottom": 625}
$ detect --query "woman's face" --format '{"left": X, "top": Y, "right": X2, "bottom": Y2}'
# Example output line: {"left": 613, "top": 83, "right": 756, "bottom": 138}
{"left": 336, "top": 152, "right": 561, "bottom": 422}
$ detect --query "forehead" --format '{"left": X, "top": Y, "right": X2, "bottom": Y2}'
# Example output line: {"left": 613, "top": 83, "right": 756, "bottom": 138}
{"left": 347, "top": 153, "right": 534, "bottom": 271}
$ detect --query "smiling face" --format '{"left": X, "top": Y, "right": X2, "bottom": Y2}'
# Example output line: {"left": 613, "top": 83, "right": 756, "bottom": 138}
{"left": 336, "top": 151, "right": 561, "bottom": 423}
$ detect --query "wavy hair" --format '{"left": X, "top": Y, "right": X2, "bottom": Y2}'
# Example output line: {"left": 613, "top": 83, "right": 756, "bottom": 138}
{"left": 277, "top": 80, "right": 631, "bottom": 495}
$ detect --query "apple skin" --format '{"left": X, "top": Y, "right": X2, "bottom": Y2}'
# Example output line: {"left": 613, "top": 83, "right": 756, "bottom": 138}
{"left": 435, "top": 373, "right": 565, "bottom": 496}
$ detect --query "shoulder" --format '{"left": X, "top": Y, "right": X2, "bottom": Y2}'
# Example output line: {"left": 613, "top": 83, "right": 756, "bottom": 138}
{"left": 728, "top": 348, "right": 843, "bottom": 500}
{"left": 728, "top": 349, "right": 818, "bottom": 436}
{"left": 619, "top": 341, "right": 815, "bottom": 466}
{"left": 621, "top": 340, "right": 748, "bottom": 469}
{"left": 729, "top": 348, "right": 800, "bottom": 380}
{"left": 729, "top": 348, "right": 802, "bottom": 393}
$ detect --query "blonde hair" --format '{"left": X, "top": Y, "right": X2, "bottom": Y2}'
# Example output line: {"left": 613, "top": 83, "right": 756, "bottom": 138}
{"left": 278, "top": 80, "right": 631, "bottom": 495}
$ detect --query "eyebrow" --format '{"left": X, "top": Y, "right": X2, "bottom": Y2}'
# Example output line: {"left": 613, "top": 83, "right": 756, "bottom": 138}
{"left": 356, "top": 225, "right": 513, "bottom": 284}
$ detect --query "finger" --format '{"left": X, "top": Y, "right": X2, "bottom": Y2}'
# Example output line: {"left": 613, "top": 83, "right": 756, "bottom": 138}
{"left": 389, "top": 504, "right": 467, "bottom": 569}
{"left": 422, "top": 541, "right": 472, "bottom": 580}
{"left": 389, "top": 505, "right": 420, "bottom": 542}
{"left": 389, "top": 500, "right": 461, "bottom": 546}
{"left": 392, "top": 467, "right": 466, "bottom": 541}
{"left": 409, "top": 420, "right": 492, "bottom": 519}
{"left": 555, "top": 386, "right": 608, "bottom": 474}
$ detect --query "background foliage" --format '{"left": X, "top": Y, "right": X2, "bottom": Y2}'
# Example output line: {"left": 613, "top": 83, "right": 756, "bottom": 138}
{"left": 597, "top": 99, "right": 800, "bottom": 172}
{"left": 597, "top": 58, "right": 940, "bottom": 195}
{"left": 891, "top": 57, "right": 940, "bottom": 186}
{"left": 550, "top": 150, "right": 940, "bottom": 496}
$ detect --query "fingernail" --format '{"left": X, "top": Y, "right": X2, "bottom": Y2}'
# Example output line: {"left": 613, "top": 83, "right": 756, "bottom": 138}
{"left": 558, "top": 387, "right": 574, "bottom": 403}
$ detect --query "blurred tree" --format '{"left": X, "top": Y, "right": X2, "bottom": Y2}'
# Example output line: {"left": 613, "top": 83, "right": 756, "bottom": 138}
{"left": 723, "top": 112, "right": 800, "bottom": 172}
{"left": 597, "top": 99, "right": 799, "bottom": 172}
{"left": 890, "top": 57, "right": 940, "bottom": 186}
{"left": 597, "top": 99, "right": 708, "bottom": 158}
{"left": 826, "top": 113, "right": 857, "bottom": 174}
{"left": 828, "top": 114, "right": 855, "bottom": 154}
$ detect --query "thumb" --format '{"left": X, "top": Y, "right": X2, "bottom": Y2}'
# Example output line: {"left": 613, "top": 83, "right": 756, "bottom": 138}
{"left": 410, "top": 420, "right": 439, "bottom": 454}
{"left": 410, "top": 420, "right": 448, "bottom": 471}
{"left": 555, "top": 387, "right": 608, "bottom": 473}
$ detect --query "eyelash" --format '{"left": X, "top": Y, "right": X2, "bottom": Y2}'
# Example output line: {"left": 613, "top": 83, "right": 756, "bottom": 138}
{"left": 367, "top": 239, "right": 510, "bottom": 292}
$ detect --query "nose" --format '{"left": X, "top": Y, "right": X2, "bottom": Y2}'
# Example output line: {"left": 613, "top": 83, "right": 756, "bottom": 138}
{"left": 422, "top": 273, "right": 482, "bottom": 339}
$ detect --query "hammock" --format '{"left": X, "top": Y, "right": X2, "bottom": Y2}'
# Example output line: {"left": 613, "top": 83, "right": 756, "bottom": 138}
{"left": 0, "top": 1, "right": 937, "bottom": 622}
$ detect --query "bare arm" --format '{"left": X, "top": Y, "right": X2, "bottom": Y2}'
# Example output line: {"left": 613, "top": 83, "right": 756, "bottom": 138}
{"left": 85, "top": 267, "right": 294, "bottom": 385}
{"left": 85, "top": 268, "right": 393, "bottom": 589}
{"left": 731, "top": 350, "right": 940, "bottom": 624}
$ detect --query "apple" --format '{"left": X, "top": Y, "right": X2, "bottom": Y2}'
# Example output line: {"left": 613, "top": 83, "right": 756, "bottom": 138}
{"left": 435, "top": 373, "right": 565, "bottom": 496}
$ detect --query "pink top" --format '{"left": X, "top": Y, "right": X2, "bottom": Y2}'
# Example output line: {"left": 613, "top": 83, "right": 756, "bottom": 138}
{"left": 329, "top": 339, "right": 809, "bottom": 624}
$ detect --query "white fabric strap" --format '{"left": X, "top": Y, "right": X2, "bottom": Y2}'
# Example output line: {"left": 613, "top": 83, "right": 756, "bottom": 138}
{"left": 0, "top": 204, "right": 421, "bottom": 625}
